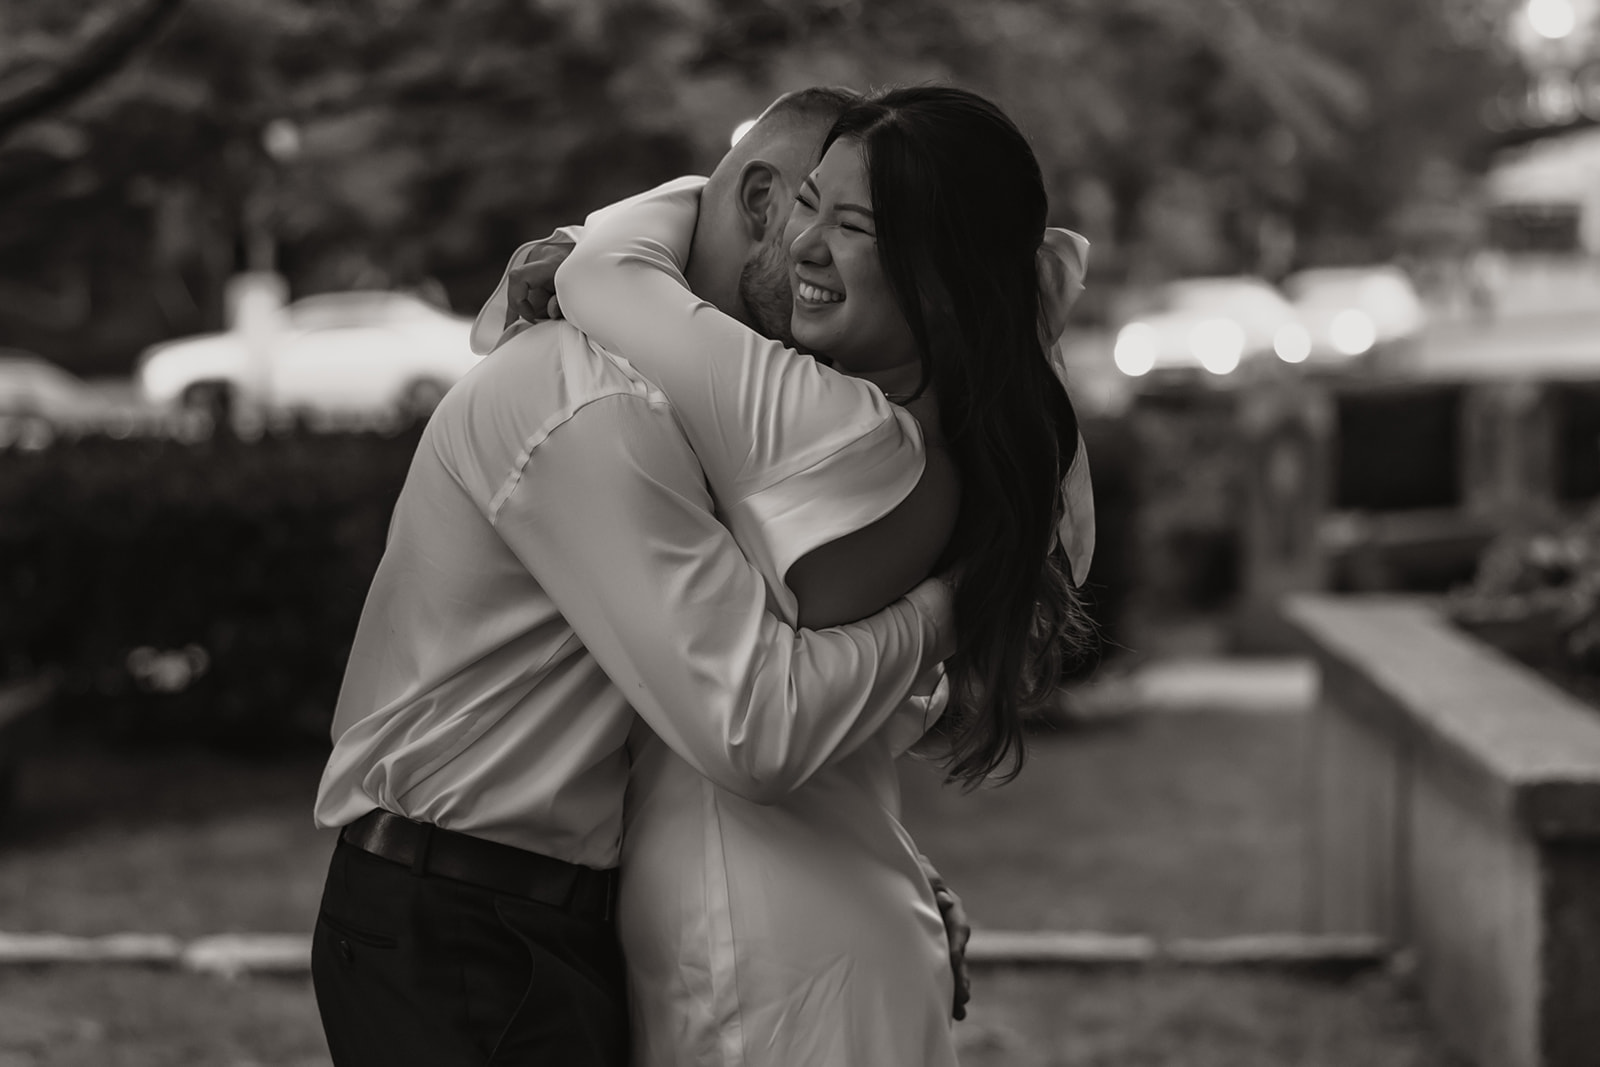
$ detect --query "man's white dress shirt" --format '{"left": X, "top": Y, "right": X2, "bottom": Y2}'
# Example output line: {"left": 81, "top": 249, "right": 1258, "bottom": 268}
{"left": 313, "top": 315, "right": 942, "bottom": 870}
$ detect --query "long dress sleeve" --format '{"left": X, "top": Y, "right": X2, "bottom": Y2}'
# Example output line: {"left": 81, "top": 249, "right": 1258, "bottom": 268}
{"left": 492, "top": 391, "right": 949, "bottom": 802}
{"left": 555, "top": 179, "right": 947, "bottom": 744}
{"left": 552, "top": 178, "right": 926, "bottom": 562}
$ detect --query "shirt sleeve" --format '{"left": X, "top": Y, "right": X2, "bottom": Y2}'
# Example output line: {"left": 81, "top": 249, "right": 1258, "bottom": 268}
{"left": 470, "top": 224, "right": 585, "bottom": 356}
{"left": 491, "top": 392, "right": 950, "bottom": 804}
{"left": 552, "top": 177, "right": 925, "bottom": 519}
{"left": 882, "top": 666, "right": 948, "bottom": 761}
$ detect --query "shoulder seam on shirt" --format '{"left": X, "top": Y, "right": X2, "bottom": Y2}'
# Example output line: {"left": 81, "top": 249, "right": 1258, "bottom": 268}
{"left": 487, "top": 391, "right": 661, "bottom": 523}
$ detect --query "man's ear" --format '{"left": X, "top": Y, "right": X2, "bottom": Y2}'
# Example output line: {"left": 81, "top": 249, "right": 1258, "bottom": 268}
{"left": 734, "top": 159, "right": 784, "bottom": 242}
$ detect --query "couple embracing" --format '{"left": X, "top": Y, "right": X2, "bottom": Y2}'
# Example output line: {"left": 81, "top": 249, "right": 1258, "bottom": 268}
{"left": 309, "top": 83, "right": 1096, "bottom": 1066}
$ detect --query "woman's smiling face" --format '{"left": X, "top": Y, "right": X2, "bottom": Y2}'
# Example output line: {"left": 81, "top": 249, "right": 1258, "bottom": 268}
{"left": 784, "top": 138, "right": 919, "bottom": 373}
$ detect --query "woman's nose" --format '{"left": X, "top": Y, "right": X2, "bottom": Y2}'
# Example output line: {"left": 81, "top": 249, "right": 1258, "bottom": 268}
{"left": 789, "top": 222, "right": 830, "bottom": 266}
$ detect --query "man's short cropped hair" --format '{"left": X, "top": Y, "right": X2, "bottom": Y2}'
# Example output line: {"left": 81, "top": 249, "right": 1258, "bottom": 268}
{"left": 764, "top": 86, "right": 863, "bottom": 128}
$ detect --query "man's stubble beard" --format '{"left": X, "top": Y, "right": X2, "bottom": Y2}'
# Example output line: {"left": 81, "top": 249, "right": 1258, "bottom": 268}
{"left": 738, "top": 238, "right": 800, "bottom": 351}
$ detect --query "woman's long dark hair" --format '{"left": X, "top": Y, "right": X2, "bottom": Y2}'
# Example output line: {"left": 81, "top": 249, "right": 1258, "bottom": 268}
{"left": 824, "top": 86, "right": 1096, "bottom": 788}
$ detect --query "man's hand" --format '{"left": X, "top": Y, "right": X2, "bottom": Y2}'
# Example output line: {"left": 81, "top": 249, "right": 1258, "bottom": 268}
{"left": 917, "top": 852, "right": 972, "bottom": 1021}
{"left": 503, "top": 243, "right": 572, "bottom": 328}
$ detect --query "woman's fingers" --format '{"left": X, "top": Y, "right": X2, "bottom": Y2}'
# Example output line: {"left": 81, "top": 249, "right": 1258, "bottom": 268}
{"left": 935, "top": 884, "right": 973, "bottom": 1020}
{"left": 915, "top": 853, "right": 973, "bottom": 1020}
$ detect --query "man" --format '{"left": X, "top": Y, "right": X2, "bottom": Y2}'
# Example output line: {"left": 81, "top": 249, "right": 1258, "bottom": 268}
{"left": 311, "top": 87, "right": 960, "bottom": 1066}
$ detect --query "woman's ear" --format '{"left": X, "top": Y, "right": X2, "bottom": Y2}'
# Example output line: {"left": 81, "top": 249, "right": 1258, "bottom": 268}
{"left": 734, "top": 160, "right": 783, "bottom": 242}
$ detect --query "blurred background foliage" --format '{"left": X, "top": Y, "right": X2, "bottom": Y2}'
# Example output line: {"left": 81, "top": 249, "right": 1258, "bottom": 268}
{"left": 0, "top": 431, "right": 419, "bottom": 746}
{"left": 0, "top": 0, "right": 1522, "bottom": 375}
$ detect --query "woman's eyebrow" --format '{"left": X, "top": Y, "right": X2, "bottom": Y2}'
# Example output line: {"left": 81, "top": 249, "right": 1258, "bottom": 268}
{"left": 802, "top": 177, "right": 874, "bottom": 219}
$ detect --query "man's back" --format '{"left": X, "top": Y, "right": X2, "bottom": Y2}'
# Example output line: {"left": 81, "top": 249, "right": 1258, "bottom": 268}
{"left": 314, "top": 319, "right": 670, "bottom": 868}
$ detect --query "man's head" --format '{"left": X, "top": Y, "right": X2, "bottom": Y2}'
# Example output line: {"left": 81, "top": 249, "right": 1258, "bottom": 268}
{"left": 685, "top": 87, "right": 861, "bottom": 347}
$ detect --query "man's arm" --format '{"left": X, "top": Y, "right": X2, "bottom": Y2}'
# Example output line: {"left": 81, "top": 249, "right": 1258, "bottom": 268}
{"left": 492, "top": 392, "right": 953, "bottom": 804}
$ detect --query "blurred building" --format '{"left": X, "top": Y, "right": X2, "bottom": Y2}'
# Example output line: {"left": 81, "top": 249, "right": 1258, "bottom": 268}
{"left": 1486, "top": 126, "right": 1600, "bottom": 254}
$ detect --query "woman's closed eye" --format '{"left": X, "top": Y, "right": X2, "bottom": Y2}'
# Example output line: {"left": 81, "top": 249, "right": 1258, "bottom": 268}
{"left": 795, "top": 172, "right": 877, "bottom": 241}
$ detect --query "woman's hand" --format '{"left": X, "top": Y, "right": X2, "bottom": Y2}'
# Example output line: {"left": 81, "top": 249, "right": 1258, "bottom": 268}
{"left": 917, "top": 852, "right": 973, "bottom": 1021}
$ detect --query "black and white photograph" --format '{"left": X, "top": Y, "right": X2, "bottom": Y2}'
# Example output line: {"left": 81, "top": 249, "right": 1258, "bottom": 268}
{"left": 2, "top": 0, "right": 1599, "bottom": 1064}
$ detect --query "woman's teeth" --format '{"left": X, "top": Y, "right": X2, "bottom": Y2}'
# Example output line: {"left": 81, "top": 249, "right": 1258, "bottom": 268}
{"left": 798, "top": 282, "right": 844, "bottom": 304}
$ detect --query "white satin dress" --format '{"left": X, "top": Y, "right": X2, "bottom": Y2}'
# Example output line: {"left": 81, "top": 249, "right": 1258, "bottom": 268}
{"left": 541, "top": 178, "right": 961, "bottom": 1067}
{"left": 617, "top": 544, "right": 957, "bottom": 1067}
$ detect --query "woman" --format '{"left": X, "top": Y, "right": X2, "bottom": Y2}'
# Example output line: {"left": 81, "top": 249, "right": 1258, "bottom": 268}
{"left": 549, "top": 86, "right": 1095, "bottom": 1065}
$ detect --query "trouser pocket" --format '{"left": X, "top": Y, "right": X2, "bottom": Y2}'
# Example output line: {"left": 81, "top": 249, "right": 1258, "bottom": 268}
{"left": 317, "top": 909, "right": 399, "bottom": 951}
{"left": 485, "top": 896, "right": 628, "bottom": 1066}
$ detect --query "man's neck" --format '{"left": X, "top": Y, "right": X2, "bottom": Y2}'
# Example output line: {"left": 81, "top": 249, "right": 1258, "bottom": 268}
{"left": 683, "top": 200, "right": 752, "bottom": 327}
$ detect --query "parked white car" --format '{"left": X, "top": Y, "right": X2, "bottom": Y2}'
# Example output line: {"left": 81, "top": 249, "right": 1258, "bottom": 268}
{"left": 136, "top": 291, "right": 479, "bottom": 423}
{"left": 1282, "top": 265, "right": 1428, "bottom": 368}
{"left": 0, "top": 350, "right": 167, "bottom": 449}
{"left": 1112, "top": 276, "right": 1312, "bottom": 383}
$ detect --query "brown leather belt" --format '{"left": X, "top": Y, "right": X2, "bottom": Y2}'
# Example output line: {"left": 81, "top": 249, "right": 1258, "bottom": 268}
{"left": 340, "top": 809, "right": 617, "bottom": 923}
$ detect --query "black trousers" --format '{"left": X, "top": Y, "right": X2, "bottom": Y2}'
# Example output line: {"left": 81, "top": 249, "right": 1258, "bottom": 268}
{"left": 311, "top": 839, "right": 628, "bottom": 1066}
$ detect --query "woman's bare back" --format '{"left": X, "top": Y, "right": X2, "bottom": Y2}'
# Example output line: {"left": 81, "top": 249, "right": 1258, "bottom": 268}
{"left": 786, "top": 395, "right": 959, "bottom": 629}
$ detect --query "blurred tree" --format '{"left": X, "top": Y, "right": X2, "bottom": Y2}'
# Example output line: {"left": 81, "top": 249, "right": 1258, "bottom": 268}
{"left": 0, "top": 0, "right": 719, "bottom": 371}
{"left": 1292, "top": 0, "right": 1518, "bottom": 267}
{"left": 671, "top": 0, "right": 1371, "bottom": 296}
{"left": 0, "top": 0, "right": 186, "bottom": 142}
{"left": 967, "top": 0, "right": 1369, "bottom": 289}
{"left": 0, "top": 0, "right": 1521, "bottom": 373}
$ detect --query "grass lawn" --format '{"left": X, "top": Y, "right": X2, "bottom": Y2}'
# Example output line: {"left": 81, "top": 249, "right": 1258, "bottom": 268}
{"left": 956, "top": 966, "right": 1463, "bottom": 1067}
{"left": 2, "top": 714, "right": 1307, "bottom": 939}
{"left": 0, "top": 711, "right": 1458, "bottom": 1065}
{"left": 0, "top": 964, "right": 1461, "bottom": 1067}
{"left": 0, "top": 969, "right": 330, "bottom": 1067}
{"left": 899, "top": 713, "right": 1310, "bottom": 936}
{"left": 0, "top": 746, "right": 333, "bottom": 938}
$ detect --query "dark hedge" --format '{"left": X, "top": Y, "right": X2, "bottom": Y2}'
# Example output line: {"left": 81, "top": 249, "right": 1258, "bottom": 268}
{"left": 0, "top": 430, "right": 420, "bottom": 749}
{"left": 0, "top": 419, "right": 1134, "bottom": 748}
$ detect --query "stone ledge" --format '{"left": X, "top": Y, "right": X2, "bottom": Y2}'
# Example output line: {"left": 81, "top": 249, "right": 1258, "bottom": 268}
{"left": 967, "top": 930, "right": 1385, "bottom": 969}
{"left": 0, "top": 929, "right": 1386, "bottom": 975}
{"left": 967, "top": 931, "right": 1155, "bottom": 965}
{"left": 0, "top": 932, "right": 306, "bottom": 977}
{"left": 0, "top": 932, "right": 183, "bottom": 966}
{"left": 1282, "top": 594, "right": 1600, "bottom": 840}
{"left": 182, "top": 933, "right": 312, "bottom": 978}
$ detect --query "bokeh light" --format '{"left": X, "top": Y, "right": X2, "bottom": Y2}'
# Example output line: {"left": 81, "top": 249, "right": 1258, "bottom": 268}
{"left": 1330, "top": 310, "right": 1378, "bottom": 355}
{"left": 1190, "top": 319, "right": 1244, "bottom": 375}
{"left": 1274, "top": 323, "right": 1312, "bottom": 363}
{"left": 1527, "top": 0, "right": 1577, "bottom": 39}
{"left": 1113, "top": 323, "right": 1156, "bottom": 376}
